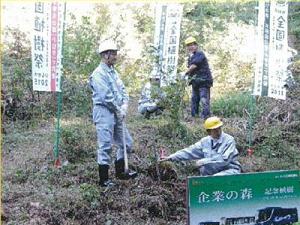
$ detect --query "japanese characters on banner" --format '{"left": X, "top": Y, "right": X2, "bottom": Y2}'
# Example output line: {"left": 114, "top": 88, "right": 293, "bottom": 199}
{"left": 153, "top": 5, "right": 167, "bottom": 80}
{"left": 268, "top": 1, "right": 288, "bottom": 99}
{"left": 153, "top": 4, "right": 183, "bottom": 86}
{"left": 253, "top": 0, "right": 288, "bottom": 100}
{"left": 32, "top": 2, "right": 64, "bottom": 92}
{"left": 187, "top": 170, "right": 300, "bottom": 225}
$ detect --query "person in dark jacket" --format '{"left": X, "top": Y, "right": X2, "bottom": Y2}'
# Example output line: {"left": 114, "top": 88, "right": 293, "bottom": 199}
{"left": 184, "top": 37, "right": 213, "bottom": 119}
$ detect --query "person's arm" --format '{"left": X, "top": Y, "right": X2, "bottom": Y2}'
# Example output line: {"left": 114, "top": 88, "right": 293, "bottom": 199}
{"left": 163, "top": 141, "right": 205, "bottom": 161}
{"left": 116, "top": 74, "right": 129, "bottom": 115}
{"left": 115, "top": 71, "right": 129, "bottom": 105}
{"left": 185, "top": 52, "right": 206, "bottom": 76}
{"left": 89, "top": 73, "right": 121, "bottom": 113}
{"left": 185, "top": 64, "right": 197, "bottom": 76}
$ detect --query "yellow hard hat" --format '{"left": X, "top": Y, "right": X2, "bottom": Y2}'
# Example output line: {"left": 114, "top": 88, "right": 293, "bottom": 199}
{"left": 204, "top": 116, "right": 223, "bottom": 130}
{"left": 184, "top": 36, "right": 197, "bottom": 46}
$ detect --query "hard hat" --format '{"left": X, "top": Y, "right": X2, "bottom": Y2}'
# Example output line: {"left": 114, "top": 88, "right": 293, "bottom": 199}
{"left": 98, "top": 40, "right": 118, "bottom": 54}
{"left": 204, "top": 116, "right": 223, "bottom": 130}
{"left": 184, "top": 36, "right": 197, "bottom": 46}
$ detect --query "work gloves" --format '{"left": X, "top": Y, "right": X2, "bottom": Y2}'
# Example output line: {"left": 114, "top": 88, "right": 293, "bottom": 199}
{"left": 121, "top": 103, "right": 128, "bottom": 114}
{"left": 117, "top": 103, "right": 128, "bottom": 120}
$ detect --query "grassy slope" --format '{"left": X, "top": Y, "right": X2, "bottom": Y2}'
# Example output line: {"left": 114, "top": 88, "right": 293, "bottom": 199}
{"left": 2, "top": 94, "right": 300, "bottom": 224}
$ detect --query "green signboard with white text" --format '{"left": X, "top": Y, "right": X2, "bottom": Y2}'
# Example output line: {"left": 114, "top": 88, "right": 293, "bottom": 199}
{"left": 187, "top": 170, "right": 300, "bottom": 225}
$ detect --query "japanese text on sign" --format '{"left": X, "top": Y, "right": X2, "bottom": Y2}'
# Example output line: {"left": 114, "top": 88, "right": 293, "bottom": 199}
{"left": 198, "top": 188, "right": 253, "bottom": 204}
{"left": 31, "top": 2, "right": 64, "bottom": 92}
{"left": 253, "top": 0, "right": 288, "bottom": 100}
{"left": 153, "top": 4, "right": 182, "bottom": 86}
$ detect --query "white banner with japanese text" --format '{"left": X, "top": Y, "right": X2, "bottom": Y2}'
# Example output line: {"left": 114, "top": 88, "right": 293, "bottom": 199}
{"left": 268, "top": 0, "right": 288, "bottom": 99}
{"left": 154, "top": 4, "right": 183, "bottom": 86}
{"left": 253, "top": 0, "right": 288, "bottom": 100}
{"left": 31, "top": 2, "right": 64, "bottom": 92}
{"left": 153, "top": 4, "right": 167, "bottom": 80}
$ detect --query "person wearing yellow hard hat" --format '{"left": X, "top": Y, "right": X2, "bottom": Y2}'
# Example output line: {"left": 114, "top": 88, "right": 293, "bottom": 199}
{"left": 184, "top": 36, "right": 213, "bottom": 119}
{"left": 160, "top": 116, "right": 241, "bottom": 176}
{"left": 89, "top": 39, "right": 137, "bottom": 187}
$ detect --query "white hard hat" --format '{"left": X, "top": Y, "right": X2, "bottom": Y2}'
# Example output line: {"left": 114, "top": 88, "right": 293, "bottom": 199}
{"left": 98, "top": 40, "right": 118, "bottom": 54}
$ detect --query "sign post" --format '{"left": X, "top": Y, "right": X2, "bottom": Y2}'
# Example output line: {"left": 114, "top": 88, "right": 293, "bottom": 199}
{"left": 31, "top": 2, "right": 66, "bottom": 167}
{"left": 187, "top": 170, "right": 300, "bottom": 225}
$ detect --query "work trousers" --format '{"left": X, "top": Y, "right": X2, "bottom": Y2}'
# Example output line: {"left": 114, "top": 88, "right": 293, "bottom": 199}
{"left": 94, "top": 105, "right": 133, "bottom": 165}
{"left": 191, "top": 86, "right": 211, "bottom": 119}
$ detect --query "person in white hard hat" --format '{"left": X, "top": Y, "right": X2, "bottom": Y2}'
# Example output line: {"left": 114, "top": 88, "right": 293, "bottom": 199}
{"left": 89, "top": 40, "right": 137, "bottom": 187}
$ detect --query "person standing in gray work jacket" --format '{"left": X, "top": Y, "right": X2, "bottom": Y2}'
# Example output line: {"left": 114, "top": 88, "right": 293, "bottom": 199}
{"left": 160, "top": 116, "right": 241, "bottom": 176}
{"left": 89, "top": 40, "right": 137, "bottom": 187}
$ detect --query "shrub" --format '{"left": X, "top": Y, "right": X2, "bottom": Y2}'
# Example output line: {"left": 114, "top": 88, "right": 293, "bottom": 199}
{"left": 159, "top": 76, "right": 189, "bottom": 133}
{"left": 212, "top": 91, "right": 258, "bottom": 118}
{"left": 254, "top": 126, "right": 299, "bottom": 170}
{"left": 60, "top": 122, "right": 96, "bottom": 163}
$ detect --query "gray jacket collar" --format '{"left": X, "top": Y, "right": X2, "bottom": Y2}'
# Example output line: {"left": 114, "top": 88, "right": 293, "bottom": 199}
{"left": 100, "top": 62, "right": 114, "bottom": 73}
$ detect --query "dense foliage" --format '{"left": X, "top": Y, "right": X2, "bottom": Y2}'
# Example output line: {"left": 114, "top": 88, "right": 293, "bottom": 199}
{"left": 2, "top": 2, "right": 299, "bottom": 120}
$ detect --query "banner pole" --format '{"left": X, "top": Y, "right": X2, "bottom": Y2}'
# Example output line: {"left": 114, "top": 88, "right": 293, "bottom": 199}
{"left": 247, "top": 0, "right": 260, "bottom": 159}
{"left": 54, "top": 2, "right": 66, "bottom": 168}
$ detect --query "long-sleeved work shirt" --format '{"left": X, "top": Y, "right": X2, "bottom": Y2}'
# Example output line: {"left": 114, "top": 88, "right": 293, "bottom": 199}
{"left": 188, "top": 50, "right": 213, "bottom": 88}
{"left": 89, "top": 62, "right": 128, "bottom": 121}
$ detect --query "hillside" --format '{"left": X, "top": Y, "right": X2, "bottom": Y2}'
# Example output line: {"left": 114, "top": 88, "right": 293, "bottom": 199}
{"left": 2, "top": 82, "right": 300, "bottom": 224}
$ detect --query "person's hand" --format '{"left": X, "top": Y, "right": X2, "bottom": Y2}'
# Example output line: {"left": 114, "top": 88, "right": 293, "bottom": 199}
{"left": 116, "top": 108, "right": 126, "bottom": 120}
{"left": 120, "top": 108, "right": 126, "bottom": 118}
{"left": 179, "top": 72, "right": 186, "bottom": 80}
{"left": 159, "top": 156, "right": 172, "bottom": 162}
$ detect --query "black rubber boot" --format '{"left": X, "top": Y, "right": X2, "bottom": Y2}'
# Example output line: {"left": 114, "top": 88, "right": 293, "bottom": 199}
{"left": 98, "top": 164, "right": 115, "bottom": 187}
{"left": 115, "top": 159, "right": 138, "bottom": 180}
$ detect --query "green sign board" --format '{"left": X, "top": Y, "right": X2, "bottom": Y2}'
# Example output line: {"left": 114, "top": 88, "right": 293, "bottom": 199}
{"left": 187, "top": 170, "right": 300, "bottom": 225}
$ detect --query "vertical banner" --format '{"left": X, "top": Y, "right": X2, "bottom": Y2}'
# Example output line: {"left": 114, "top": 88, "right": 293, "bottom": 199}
{"left": 153, "top": 4, "right": 167, "bottom": 80}
{"left": 268, "top": 1, "right": 288, "bottom": 99}
{"left": 253, "top": 0, "right": 288, "bottom": 100}
{"left": 32, "top": 2, "right": 64, "bottom": 92}
{"left": 253, "top": 0, "right": 265, "bottom": 97}
{"left": 262, "top": 0, "right": 271, "bottom": 97}
{"left": 187, "top": 170, "right": 300, "bottom": 225}
{"left": 153, "top": 4, "right": 183, "bottom": 86}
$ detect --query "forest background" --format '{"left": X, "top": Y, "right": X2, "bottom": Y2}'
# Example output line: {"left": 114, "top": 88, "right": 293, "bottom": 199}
{"left": 2, "top": 1, "right": 300, "bottom": 225}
